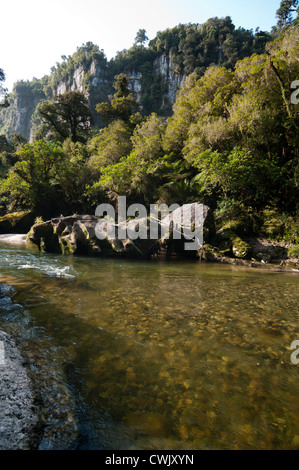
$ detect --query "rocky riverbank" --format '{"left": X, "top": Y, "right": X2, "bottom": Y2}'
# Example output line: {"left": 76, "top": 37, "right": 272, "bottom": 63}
{"left": 25, "top": 204, "right": 298, "bottom": 272}
{"left": 0, "top": 204, "right": 298, "bottom": 271}
{"left": 0, "top": 281, "right": 79, "bottom": 450}
{"left": 0, "top": 322, "right": 78, "bottom": 450}
{"left": 0, "top": 330, "right": 39, "bottom": 450}
{"left": 27, "top": 204, "right": 216, "bottom": 259}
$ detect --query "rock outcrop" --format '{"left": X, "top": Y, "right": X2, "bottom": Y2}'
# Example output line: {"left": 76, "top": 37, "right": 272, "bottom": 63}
{"left": 0, "top": 211, "right": 36, "bottom": 234}
{"left": 27, "top": 204, "right": 215, "bottom": 260}
{"left": 154, "top": 54, "right": 186, "bottom": 108}
{"left": 0, "top": 51, "right": 185, "bottom": 141}
{"left": 0, "top": 330, "right": 38, "bottom": 450}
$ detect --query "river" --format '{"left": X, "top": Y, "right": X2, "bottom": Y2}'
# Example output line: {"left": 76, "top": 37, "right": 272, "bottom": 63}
{"left": 0, "top": 239, "right": 298, "bottom": 450}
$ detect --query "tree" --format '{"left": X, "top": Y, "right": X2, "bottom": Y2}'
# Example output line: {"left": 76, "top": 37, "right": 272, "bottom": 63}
{"left": 95, "top": 113, "right": 166, "bottom": 204}
{"left": 55, "top": 138, "right": 98, "bottom": 214}
{"left": 88, "top": 119, "right": 133, "bottom": 170}
{"left": 0, "top": 68, "right": 9, "bottom": 108}
{"left": 192, "top": 148, "right": 280, "bottom": 207}
{"left": 96, "top": 74, "right": 140, "bottom": 124}
{"left": 276, "top": 0, "right": 299, "bottom": 28}
{"left": 39, "top": 91, "right": 93, "bottom": 142}
{"left": 0, "top": 140, "right": 65, "bottom": 216}
{"left": 135, "top": 29, "right": 149, "bottom": 47}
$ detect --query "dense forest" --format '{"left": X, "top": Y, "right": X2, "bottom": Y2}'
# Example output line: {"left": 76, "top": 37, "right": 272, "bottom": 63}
{"left": 0, "top": 2, "right": 298, "bottom": 253}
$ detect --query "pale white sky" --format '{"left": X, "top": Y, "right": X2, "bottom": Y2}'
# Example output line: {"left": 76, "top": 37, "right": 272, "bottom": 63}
{"left": 1, "top": 0, "right": 281, "bottom": 92}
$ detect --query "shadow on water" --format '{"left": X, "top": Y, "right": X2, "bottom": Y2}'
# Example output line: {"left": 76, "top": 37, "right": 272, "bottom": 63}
{"left": 0, "top": 273, "right": 144, "bottom": 449}
{"left": 0, "top": 242, "right": 298, "bottom": 450}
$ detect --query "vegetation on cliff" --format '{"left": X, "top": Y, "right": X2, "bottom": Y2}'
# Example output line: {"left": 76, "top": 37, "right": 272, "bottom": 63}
{"left": 0, "top": 4, "right": 298, "bottom": 251}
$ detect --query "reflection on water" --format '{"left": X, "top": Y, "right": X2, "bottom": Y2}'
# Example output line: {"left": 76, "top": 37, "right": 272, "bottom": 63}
{"left": 0, "top": 242, "right": 298, "bottom": 449}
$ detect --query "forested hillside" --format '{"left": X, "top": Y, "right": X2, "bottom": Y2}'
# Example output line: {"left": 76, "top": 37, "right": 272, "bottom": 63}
{"left": 0, "top": 5, "right": 298, "bottom": 254}
{"left": 0, "top": 16, "right": 272, "bottom": 140}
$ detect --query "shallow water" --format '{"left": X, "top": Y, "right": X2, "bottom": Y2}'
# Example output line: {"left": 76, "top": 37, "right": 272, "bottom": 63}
{"left": 0, "top": 241, "right": 298, "bottom": 450}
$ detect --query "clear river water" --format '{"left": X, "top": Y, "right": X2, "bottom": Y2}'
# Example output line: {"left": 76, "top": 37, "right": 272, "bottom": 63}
{"left": 0, "top": 239, "right": 298, "bottom": 450}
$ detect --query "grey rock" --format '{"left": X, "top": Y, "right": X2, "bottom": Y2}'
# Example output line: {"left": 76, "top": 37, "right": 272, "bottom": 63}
{"left": 28, "top": 204, "right": 215, "bottom": 260}
{"left": 0, "top": 331, "right": 38, "bottom": 450}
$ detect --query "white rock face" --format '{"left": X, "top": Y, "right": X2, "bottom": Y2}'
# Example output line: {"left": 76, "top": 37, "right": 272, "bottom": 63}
{"left": 2, "top": 52, "right": 187, "bottom": 140}
{"left": 127, "top": 71, "right": 142, "bottom": 103}
{"left": 154, "top": 54, "right": 186, "bottom": 106}
{"left": 56, "top": 65, "right": 85, "bottom": 95}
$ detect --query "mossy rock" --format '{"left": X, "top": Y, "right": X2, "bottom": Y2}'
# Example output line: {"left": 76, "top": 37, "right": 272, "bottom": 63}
{"left": 28, "top": 221, "right": 61, "bottom": 253}
{"left": 40, "top": 237, "right": 46, "bottom": 252}
{"left": 0, "top": 211, "right": 36, "bottom": 234}
{"left": 213, "top": 227, "right": 252, "bottom": 259}
{"left": 232, "top": 236, "right": 252, "bottom": 259}
{"left": 287, "top": 245, "right": 299, "bottom": 259}
{"left": 59, "top": 236, "right": 76, "bottom": 255}
{"left": 212, "top": 227, "right": 234, "bottom": 255}
{"left": 198, "top": 244, "right": 218, "bottom": 262}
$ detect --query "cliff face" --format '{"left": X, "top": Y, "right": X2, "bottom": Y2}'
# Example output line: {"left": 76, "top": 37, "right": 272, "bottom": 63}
{"left": 54, "top": 55, "right": 186, "bottom": 111}
{"left": 154, "top": 54, "right": 186, "bottom": 108}
{"left": 0, "top": 18, "right": 272, "bottom": 141}
{"left": 0, "top": 82, "right": 47, "bottom": 141}
{"left": 0, "top": 52, "right": 185, "bottom": 141}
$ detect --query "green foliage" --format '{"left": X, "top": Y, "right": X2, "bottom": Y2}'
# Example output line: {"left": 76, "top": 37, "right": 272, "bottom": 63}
{"left": 214, "top": 199, "right": 261, "bottom": 236}
{"left": 56, "top": 139, "right": 99, "bottom": 213}
{"left": 87, "top": 119, "right": 133, "bottom": 171}
{"left": 39, "top": 91, "right": 93, "bottom": 143}
{"left": 192, "top": 148, "right": 281, "bottom": 207}
{"left": 94, "top": 152, "right": 138, "bottom": 201}
{"left": 0, "top": 138, "right": 98, "bottom": 217}
{"left": 261, "top": 207, "right": 299, "bottom": 243}
{"left": 0, "top": 140, "right": 65, "bottom": 217}
{"left": 150, "top": 19, "right": 271, "bottom": 76}
{"left": 93, "top": 113, "right": 166, "bottom": 204}
{"left": 276, "top": 0, "right": 299, "bottom": 28}
{"left": 287, "top": 244, "right": 299, "bottom": 258}
{"left": 96, "top": 74, "right": 140, "bottom": 124}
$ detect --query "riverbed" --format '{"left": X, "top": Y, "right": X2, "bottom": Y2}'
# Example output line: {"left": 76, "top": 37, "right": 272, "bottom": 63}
{"left": 0, "top": 239, "right": 298, "bottom": 450}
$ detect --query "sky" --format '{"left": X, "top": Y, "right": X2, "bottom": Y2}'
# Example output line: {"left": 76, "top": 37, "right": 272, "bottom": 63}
{"left": 1, "top": 0, "right": 282, "bottom": 92}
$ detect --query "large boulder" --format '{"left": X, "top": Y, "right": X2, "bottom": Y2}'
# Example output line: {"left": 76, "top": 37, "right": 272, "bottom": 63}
{"left": 161, "top": 203, "right": 215, "bottom": 242}
{"left": 155, "top": 203, "right": 216, "bottom": 259}
{"left": 28, "top": 204, "right": 215, "bottom": 260}
{"left": 28, "top": 215, "right": 107, "bottom": 255}
{"left": 27, "top": 215, "right": 156, "bottom": 258}
{"left": 0, "top": 211, "right": 36, "bottom": 234}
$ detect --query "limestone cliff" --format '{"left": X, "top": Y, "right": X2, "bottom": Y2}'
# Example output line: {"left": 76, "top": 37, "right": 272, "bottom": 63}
{"left": 0, "top": 81, "right": 47, "bottom": 141}
{"left": 0, "top": 51, "right": 185, "bottom": 141}
{"left": 0, "top": 18, "right": 272, "bottom": 141}
{"left": 154, "top": 54, "right": 186, "bottom": 109}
